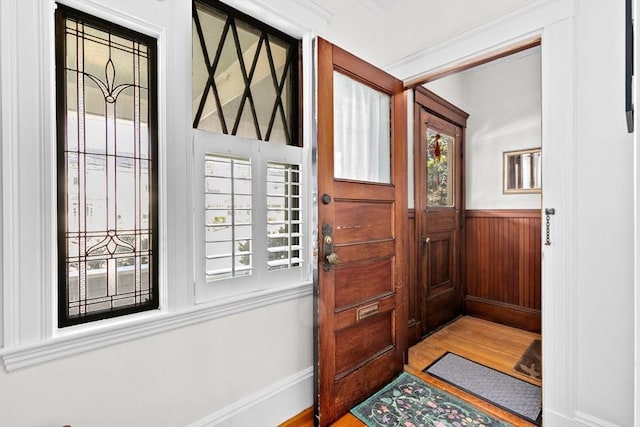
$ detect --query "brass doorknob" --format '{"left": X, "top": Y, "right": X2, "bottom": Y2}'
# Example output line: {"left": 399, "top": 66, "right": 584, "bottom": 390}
{"left": 326, "top": 252, "right": 339, "bottom": 265}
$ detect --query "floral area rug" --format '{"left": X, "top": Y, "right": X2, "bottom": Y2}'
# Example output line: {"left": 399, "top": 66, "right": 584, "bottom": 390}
{"left": 350, "top": 371, "right": 512, "bottom": 427}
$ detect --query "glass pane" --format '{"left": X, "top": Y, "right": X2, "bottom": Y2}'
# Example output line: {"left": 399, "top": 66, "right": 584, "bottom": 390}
{"left": 214, "top": 31, "right": 239, "bottom": 130}
{"left": 266, "top": 35, "right": 290, "bottom": 145}
{"left": 252, "top": 42, "right": 277, "bottom": 140}
{"left": 196, "top": 4, "right": 226, "bottom": 64}
{"left": 197, "top": 87, "right": 225, "bottom": 133}
{"left": 426, "top": 127, "right": 454, "bottom": 207}
{"left": 333, "top": 71, "right": 391, "bottom": 183}
{"left": 192, "top": 20, "right": 209, "bottom": 119}
{"left": 191, "top": 3, "right": 227, "bottom": 123}
{"left": 235, "top": 102, "right": 258, "bottom": 140}
{"left": 116, "top": 157, "right": 135, "bottom": 230}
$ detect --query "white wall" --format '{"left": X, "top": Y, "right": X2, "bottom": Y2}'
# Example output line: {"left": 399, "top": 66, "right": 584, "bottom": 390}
{"left": 0, "top": 298, "right": 313, "bottom": 427}
{"left": 425, "top": 72, "right": 466, "bottom": 109}
{"left": 573, "top": 1, "right": 634, "bottom": 424}
{"left": 426, "top": 48, "right": 542, "bottom": 210}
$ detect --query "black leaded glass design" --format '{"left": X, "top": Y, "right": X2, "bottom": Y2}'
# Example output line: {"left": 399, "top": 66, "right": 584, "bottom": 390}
{"left": 55, "top": 5, "right": 158, "bottom": 326}
{"left": 192, "top": 0, "right": 300, "bottom": 146}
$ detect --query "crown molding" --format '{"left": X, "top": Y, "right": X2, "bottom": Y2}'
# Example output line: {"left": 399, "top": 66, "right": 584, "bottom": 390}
{"left": 384, "top": 0, "right": 573, "bottom": 82}
{"left": 221, "top": 0, "right": 333, "bottom": 37}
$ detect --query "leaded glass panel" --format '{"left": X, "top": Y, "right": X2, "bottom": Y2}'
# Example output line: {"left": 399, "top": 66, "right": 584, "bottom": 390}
{"left": 192, "top": 0, "right": 300, "bottom": 146}
{"left": 56, "top": 5, "right": 158, "bottom": 326}
{"left": 426, "top": 127, "right": 454, "bottom": 207}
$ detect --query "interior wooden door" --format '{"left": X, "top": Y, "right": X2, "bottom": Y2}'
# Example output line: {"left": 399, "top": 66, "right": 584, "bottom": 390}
{"left": 315, "top": 38, "right": 407, "bottom": 425}
{"left": 414, "top": 88, "right": 467, "bottom": 336}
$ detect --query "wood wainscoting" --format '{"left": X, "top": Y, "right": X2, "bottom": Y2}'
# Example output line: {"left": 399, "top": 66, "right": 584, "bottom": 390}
{"left": 407, "top": 209, "right": 421, "bottom": 346}
{"left": 464, "top": 209, "right": 541, "bottom": 332}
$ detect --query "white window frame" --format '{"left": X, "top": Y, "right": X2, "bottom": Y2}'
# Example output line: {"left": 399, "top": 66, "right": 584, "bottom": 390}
{"left": 193, "top": 130, "right": 307, "bottom": 303}
{"left": 0, "top": 0, "right": 314, "bottom": 371}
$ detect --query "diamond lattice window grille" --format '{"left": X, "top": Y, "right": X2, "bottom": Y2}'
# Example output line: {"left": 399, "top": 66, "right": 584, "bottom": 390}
{"left": 192, "top": 0, "right": 300, "bottom": 146}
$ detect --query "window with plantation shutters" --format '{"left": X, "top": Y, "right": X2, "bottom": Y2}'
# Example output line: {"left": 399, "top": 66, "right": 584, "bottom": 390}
{"left": 191, "top": 1, "right": 305, "bottom": 302}
{"left": 193, "top": 131, "right": 305, "bottom": 301}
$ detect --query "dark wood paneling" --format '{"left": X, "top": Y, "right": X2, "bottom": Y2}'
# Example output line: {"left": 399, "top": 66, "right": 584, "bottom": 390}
{"left": 464, "top": 209, "right": 541, "bottom": 332}
{"left": 465, "top": 296, "right": 541, "bottom": 332}
{"left": 407, "top": 209, "right": 420, "bottom": 347}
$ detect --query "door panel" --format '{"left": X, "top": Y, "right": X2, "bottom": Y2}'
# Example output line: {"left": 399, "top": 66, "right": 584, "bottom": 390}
{"left": 335, "top": 313, "right": 394, "bottom": 375}
{"left": 315, "top": 38, "right": 407, "bottom": 425}
{"left": 334, "top": 258, "right": 393, "bottom": 307}
{"left": 334, "top": 201, "right": 394, "bottom": 243}
{"left": 427, "top": 232, "right": 452, "bottom": 290}
{"left": 414, "top": 87, "right": 468, "bottom": 336}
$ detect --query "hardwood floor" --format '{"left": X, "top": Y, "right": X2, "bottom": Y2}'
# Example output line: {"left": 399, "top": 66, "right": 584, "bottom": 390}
{"left": 282, "top": 316, "right": 542, "bottom": 426}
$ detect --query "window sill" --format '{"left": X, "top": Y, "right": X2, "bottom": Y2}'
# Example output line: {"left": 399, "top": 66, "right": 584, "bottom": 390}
{"left": 1, "top": 281, "right": 313, "bottom": 371}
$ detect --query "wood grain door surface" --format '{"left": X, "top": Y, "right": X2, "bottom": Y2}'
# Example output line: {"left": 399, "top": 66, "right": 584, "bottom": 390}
{"left": 414, "top": 88, "right": 467, "bottom": 336}
{"left": 315, "top": 38, "right": 407, "bottom": 425}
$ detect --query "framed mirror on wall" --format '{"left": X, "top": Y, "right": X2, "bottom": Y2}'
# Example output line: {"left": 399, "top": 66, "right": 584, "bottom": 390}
{"left": 503, "top": 148, "right": 541, "bottom": 193}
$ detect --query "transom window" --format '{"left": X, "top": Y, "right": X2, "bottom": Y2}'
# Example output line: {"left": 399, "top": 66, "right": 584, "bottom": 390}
{"left": 55, "top": 5, "right": 159, "bottom": 326}
{"left": 192, "top": 0, "right": 300, "bottom": 145}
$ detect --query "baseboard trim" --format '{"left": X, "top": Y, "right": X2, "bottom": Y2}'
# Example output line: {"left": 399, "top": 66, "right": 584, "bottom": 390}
{"left": 188, "top": 366, "right": 313, "bottom": 427}
{"left": 541, "top": 409, "right": 573, "bottom": 427}
{"left": 465, "top": 296, "right": 541, "bottom": 332}
{"left": 573, "top": 411, "right": 623, "bottom": 427}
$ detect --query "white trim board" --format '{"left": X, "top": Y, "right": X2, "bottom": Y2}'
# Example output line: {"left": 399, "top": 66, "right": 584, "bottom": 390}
{"left": 573, "top": 411, "right": 622, "bottom": 427}
{"left": 187, "top": 366, "right": 313, "bottom": 427}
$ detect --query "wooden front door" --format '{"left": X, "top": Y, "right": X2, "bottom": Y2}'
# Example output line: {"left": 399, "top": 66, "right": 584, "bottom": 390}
{"left": 315, "top": 38, "right": 407, "bottom": 425}
{"left": 414, "top": 88, "right": 468, "bottom": 336}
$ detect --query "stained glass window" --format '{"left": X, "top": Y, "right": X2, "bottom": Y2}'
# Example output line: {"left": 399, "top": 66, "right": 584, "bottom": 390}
{"left": 55, "top": 5, "right": 158, "bottom": 326}
{"left": 426, "top": 128, "right": 454, "bottom": 207}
